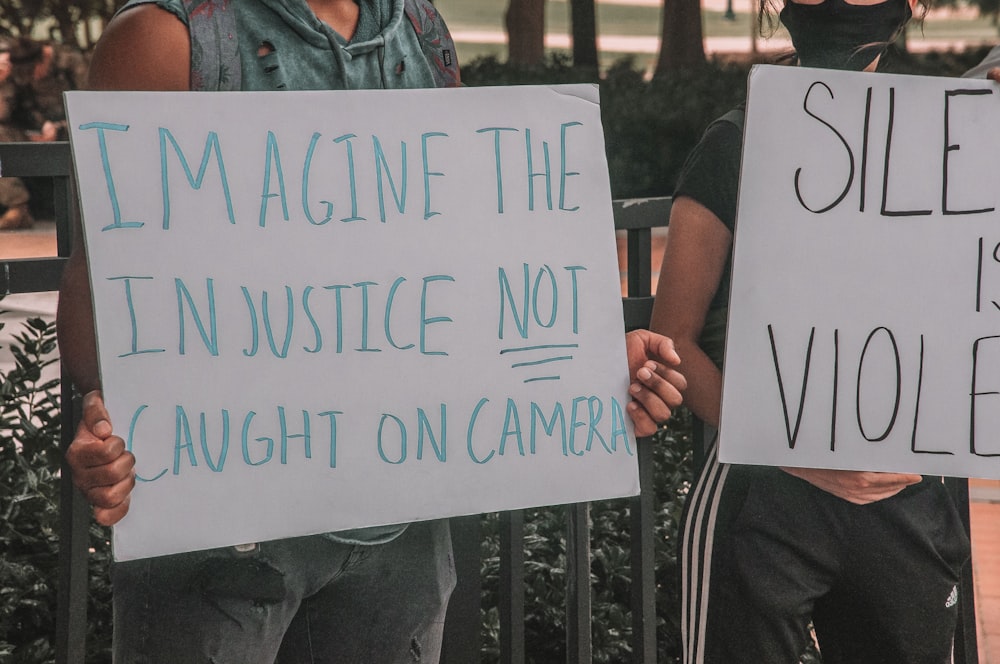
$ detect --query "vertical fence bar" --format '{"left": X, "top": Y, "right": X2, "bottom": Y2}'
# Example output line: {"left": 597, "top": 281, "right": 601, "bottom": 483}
{"left": 50, "top": 159, "right": 90, "bottom": 664}
{"left": 617, "top": 199, "right": 670, "bottom": 663}
{"left": 52, "top": 175, "right": 73, "bottom": 258}
{"left": 442, "top": 515, "right": 484, "bottom": 664}
{"left": 630, "top": 440, "right": 657, "bottom": 663}
{"left": 946, "top": 477, "right": 978, "bottom": 664}
{"left": 566, "top": 503, "right": 592, "bottom": 664}
{"left": 626, "top": 227, "right": 652, "bottom": 300}
{"left": 499, "top": 510, "right": 525, "bottom": 664}
{"left": 55, "top": 387, "right": 90, "bottom": 664}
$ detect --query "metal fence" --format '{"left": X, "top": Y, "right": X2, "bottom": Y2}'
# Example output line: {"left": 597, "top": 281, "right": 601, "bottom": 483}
{"left": 0, "top": 141, "right": 978, "bottom": 664}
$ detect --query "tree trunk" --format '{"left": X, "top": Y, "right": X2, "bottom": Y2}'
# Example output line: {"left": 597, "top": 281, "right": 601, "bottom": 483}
{"left": 655, "top": 0, "right": 705, "bottom": 75}
{"left": 49, "top": 2, "right": 81, "bottom": 49}
{"left": 570, "top": 0, "right": 598, "bottom": 70}
{"left": 506, "top": 0, "right": 546, "bottom": 66}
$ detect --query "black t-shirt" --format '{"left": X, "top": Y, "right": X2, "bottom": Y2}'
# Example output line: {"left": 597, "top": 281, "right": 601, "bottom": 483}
{"left": 671, "top": 111, "right": 743, "bottom": 366}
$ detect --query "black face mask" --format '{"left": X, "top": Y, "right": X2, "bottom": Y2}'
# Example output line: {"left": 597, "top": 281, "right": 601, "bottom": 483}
{"left": 779, "top": 0, "right": 912, "bottom": 71}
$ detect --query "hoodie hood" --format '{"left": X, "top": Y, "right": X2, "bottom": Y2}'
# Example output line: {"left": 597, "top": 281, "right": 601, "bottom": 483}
{"left": 244, "top": 0, "right": 437, "bottom": 90}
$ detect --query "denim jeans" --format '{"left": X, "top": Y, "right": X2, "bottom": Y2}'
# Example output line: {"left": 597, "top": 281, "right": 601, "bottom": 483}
{"left": 112, "top": 519, "right": 455, "bottom": 663}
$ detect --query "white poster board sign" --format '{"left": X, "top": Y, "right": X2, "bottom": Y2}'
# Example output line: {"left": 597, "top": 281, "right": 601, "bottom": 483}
{"left": 65, "top": 85, "right": 638, "bottom": 561}
{"left": 720, "top": 65, "right": 1000, "bottom": 479}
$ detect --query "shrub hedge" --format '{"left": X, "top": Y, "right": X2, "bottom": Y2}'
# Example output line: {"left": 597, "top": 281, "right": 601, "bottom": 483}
{"left": 0, "top": 312, "right": 113, "bottom": 663}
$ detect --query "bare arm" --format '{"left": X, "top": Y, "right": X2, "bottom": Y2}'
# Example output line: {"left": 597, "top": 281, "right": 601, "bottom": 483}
{"left": 648, "top": 196, "right": 731, "bottom": 427}
{"left": 57, "top": 226, "right": 100, "bottom": 393}
{"left": 59, "top": 4, "right": 190, "bottom": 388}
{"left": 56, "top": 4, "right": 190, "bottom": 525}
{"left": 648, "top": 198, "right": 920, "bottom": 503}
{"left": 86, "top": 4, "right": 191, "bottom": 91}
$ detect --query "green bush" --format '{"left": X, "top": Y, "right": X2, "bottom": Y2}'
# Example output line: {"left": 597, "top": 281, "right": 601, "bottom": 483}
{"left": 478, "top": 412, "right": 695, "bottom": 663}
{"left": 0, "top": 310, "right": 113, "bottom": 663}
{"left": 601, "top": 58, "right": 750, "bottom": 198}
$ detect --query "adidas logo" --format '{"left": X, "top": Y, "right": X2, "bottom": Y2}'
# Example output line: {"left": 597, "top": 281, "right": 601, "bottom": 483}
{"left": 945, "top": 585, "right": 959, "bottom": 608}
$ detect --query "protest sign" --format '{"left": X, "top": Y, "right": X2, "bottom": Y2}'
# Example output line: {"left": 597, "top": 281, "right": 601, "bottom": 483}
{"left": 719, "top": 65, "right": 1000, "bottom": 478}
{"left": 65, "top": 85, "right": 638, "bottom": 560}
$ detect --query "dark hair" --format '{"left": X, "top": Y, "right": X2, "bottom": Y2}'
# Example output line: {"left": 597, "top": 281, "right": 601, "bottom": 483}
{"left": 756, "top": 0, "right": 931, "bottom": 67}
{"left": 756, "top": 0, "right": 930, "bottom": 38}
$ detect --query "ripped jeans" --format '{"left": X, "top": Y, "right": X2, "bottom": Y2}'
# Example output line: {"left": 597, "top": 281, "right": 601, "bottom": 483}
{"left": 111, "top": 520, "right": 455, "bottom": 664}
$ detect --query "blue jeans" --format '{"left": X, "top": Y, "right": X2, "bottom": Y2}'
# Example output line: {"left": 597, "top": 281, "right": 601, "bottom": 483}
{"left": 112, "top": 520, "right": 456, "bottom": 663}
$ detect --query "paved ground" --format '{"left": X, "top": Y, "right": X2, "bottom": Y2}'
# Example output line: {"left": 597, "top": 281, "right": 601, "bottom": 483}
{"left": 450, "top": 31, "right": 994, "bottom": 58}
{"left": 448, "top": 0, "right": 997, "bottom": 60}
{"left": 972, "top": 480, "right": 1000, "bottom": 664}
{"left": 0, "top": 221, "right": 56, "bottom": 259}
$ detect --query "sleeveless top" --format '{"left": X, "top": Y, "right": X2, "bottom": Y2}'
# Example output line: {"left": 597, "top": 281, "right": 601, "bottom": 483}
{"left": 120, "top": 0, "right": 460, "bottom": 92}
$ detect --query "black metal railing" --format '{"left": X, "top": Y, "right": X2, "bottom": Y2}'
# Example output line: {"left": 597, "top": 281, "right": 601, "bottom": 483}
{"left": 1, "top": 142, "right": 977, "bottom": 664}
{"left": 1, "top": 141, "right": 89, "bottom": 664}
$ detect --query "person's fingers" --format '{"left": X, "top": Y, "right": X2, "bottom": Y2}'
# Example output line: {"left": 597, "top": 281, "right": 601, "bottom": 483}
{"left": 72, "top": 442, "right": 135, "bottom": 492}
{"left": 633, "top": 365, "right": 684, "bottom": 410}
{"left": 626, "top": 399, "right": 660, "bottom": 438}
{"left": 81, "top": 389, "right": 112, "bottom": 439}
{"left": 93, "top": 494, "right": 132, "bottom": 526}
{"left": 644, "top": 332, "right": 681, "bottom": 366}
{"left": 780, "top": 467, "right": 921, "bottom": 504}
{"left": 67, "top": 425, "right": 128, "bottom": 470}
{"left": 627, "top": 365, "right": 684, "bottom": 436}
{"left": 643, "top": 360, "right": 687, "bottom": 396}
{"left": 66, "top": 391, "right": 138, "bottom": 521}
{"left": 78, "top": 458, "right": 136, "bottom": 527}
{"left": 82, "top": 466, "right": 136, "bottom": 509}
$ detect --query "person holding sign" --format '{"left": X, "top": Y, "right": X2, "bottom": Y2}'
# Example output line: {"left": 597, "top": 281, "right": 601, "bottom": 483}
{"left": 650, "top": 1, "right": 972, "bottom": 662}
{"left": 56, "top": 1, "right": 687, "bottom": 662}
